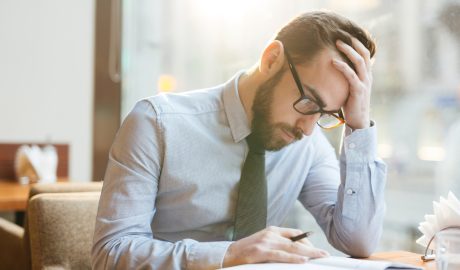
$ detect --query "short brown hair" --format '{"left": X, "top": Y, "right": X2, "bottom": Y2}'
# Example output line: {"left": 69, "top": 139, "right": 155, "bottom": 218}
{"left": 273, "top": 11, "right": 376, "bottom": 72}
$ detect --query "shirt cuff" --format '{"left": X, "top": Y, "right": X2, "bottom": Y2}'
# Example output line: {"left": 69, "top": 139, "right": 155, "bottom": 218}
{"left": 187, "top": 241, "right": 234, "bottom": 270}
{"left": 339, "top": 119, "right": 378, "bottom": 164}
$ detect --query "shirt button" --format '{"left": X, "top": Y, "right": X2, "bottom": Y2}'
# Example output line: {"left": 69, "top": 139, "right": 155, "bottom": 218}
{"left": 347, "top": 188, "right": 354, "bottom": 195}
{"left": 225, "top": 226, "right": 234, "bottom": 241}
{"left": 349, "top": 143, "right": 356, "bottom": 149}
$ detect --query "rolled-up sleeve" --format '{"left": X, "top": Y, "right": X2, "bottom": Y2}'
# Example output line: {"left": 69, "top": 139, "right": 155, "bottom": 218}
{"left": 91, "top": 100, "right": 232, "bottom": 270}
{"left": 298, "top": 120, "right": 387, "bottom": 257}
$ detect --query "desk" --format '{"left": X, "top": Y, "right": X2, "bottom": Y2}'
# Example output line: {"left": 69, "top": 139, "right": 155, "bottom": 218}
{"left": 363, "top": 250, "right": 436, "bottom": 270}
{"left": 0, "top": 179, "right": 439, "bottom": 269}
{"left": 0, "top": 178, "right": 69, "bottom": 211}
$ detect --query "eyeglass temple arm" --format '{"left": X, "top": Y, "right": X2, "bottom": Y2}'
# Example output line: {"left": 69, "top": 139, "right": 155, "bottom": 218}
{"left": 286, "top": 48, "right": 344, "bottom": 120}
{"left": 284, "top": 49, "right": 306, "bottom": 95}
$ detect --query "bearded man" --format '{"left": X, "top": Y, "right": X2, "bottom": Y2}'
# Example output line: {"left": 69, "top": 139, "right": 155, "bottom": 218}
{"left": 92, "top": 11, "right": 387, "bottom": 270}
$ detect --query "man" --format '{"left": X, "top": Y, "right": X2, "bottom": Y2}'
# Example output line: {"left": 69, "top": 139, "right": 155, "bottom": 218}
{"left": 92, "top": 11, "right": 387, "bottom": 270}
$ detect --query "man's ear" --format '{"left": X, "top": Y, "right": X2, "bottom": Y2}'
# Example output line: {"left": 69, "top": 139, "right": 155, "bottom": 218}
{"left": 259, "top": 40, "right": 285, "bottom": 76}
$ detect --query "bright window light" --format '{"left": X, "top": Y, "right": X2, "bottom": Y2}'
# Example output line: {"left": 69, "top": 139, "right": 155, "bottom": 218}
{"left": 417, "top": 147, "right": 446, "bottom": 161}
{"left": 377, "top": 144, "right": 393, "bottom": 158}
{"left": 158, "top": 75, "right": 177, "bottom": 93}
{"left": 193, "top": 0, "right": 261, "bottom": 22}
{"left": 328, "top": 0, "right": 381, "bottom": 12}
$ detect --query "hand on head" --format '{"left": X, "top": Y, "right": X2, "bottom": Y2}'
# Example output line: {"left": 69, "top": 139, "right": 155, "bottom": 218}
{"left": 332, "top": 36, "right": 373, "bottom": 130}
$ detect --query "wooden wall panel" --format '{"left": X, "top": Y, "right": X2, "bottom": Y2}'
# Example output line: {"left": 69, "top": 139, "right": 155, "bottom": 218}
{"left": 92, "top": 0, "right": 121, "bottom": 182}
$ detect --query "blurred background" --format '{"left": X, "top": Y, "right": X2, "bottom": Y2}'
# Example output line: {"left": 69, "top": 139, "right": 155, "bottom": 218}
{"left": 1, "top": 0, "right": 460, "bottom": 256}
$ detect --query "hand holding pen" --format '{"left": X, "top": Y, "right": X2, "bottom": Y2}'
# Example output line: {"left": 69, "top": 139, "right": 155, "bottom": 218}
{"left": 290, "top": 231, "right": 314, "bottom": 242}
{"left": 223, "top": 227, "right": 330, "bottom": 268}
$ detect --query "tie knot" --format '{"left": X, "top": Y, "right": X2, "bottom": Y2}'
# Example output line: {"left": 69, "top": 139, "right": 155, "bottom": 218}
{"left": 245, "top": 133, "right": 265, "bottom": 154}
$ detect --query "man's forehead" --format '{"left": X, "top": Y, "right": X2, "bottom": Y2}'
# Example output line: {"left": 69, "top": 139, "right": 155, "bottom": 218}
{"left": 301, "top": 83, "right": 326, "bottom": 108}
{"left": 301, "top": 83, "right": 344, "bottom": 112}
{"left": 295, "top": 51, "right": 349, "bottom": 111}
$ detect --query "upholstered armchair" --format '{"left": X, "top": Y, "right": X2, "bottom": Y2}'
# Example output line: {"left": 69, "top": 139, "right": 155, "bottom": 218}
{"left": 0, "top": 182, "right": 102, "bottom": 270}
{"left": 28, "top": 192, "right": 101, "bottom": 270}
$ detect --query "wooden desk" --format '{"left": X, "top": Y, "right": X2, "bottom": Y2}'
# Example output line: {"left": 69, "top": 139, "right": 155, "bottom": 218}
{"left": 0, "top": 178, "right": 69, "bottom": 211}
{"left": 363, "top": 250, "right": 436, "bottom": 269}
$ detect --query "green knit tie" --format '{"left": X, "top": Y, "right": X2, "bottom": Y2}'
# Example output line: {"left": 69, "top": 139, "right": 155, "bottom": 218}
{"left": 232, "top": 133, "right": 267, "bottom": 241}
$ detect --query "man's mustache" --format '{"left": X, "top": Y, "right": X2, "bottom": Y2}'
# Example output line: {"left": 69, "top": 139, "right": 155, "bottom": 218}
{"left": 274, "top": 122, "right": 303, "bottom": 142}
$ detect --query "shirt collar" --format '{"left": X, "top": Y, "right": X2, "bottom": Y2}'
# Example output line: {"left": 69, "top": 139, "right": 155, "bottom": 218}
{"left": 223, "top": 70, "right": 251, "bottom": 143}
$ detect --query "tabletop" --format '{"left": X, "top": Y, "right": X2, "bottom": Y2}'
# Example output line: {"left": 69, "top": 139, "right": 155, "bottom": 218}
{"left": 0, "top": 178, "right": 69, "bottom": 211}
{"left": 363, "top": 250, "right": 436, "bottom": 270}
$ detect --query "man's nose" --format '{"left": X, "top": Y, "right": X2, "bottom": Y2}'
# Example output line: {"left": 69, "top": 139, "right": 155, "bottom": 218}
{"left": 297, "top": 114, "right": 321, "bottom": 136}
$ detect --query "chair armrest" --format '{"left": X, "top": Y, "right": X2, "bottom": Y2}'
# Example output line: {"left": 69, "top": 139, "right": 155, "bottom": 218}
{"left": 22, "top": 182, "right": 103, "bottom": 270}
{"left": 28, "top": 192, "right": 100, "bottom": 270}
{"left": 28, "top": 182, "right": 103, "bottom": 200}
{"left": 0, "top": 217, "right": 27, "bottom": 270}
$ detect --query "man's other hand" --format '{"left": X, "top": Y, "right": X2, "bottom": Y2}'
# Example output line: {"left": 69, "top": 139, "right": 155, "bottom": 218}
{"left": 222, "top": 226, "right": 330, "bottom": 268}
{"left": 332, "top": 36, "right": 372, "bottom": 130}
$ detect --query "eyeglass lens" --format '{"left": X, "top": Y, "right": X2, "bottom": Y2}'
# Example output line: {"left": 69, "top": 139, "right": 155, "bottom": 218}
{"left": 294, "top": 98, "right": 320, "bottom": 113}
{"left": 295, "top": 98, "right": 343, "bottom": 129}
{"left": 318, "top": 113, "right": 342, "bottom": 129}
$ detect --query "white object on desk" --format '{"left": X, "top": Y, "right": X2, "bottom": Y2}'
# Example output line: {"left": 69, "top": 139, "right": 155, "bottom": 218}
{"left": 14, "top": 144, "right": 58, "bottom": 184}
{"left": 224, "top": 256, "right": 425, "bottom": 270}
{"left": 416, "top": 191, "right": 460, "bottom": 250}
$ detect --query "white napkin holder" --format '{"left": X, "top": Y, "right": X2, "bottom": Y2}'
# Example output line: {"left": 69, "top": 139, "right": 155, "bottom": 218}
{"left": 14, "top": 145, "right": 58, "bottom": 184}
{"left": 416, "top": 192, "right": 460, "bottom": 261}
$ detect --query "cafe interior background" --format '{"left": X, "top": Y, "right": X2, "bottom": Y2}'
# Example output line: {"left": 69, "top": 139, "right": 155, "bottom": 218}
{"left": 1, "top": 0, "right": 460, "bottom": 256}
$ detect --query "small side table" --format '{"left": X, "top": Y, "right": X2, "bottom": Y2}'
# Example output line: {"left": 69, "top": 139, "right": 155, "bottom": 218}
{"left": 0, "top": 178, "right": 70, "bottom": 226}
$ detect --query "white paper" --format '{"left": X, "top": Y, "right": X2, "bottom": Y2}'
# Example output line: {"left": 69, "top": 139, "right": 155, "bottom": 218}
{"left": 224, "top": 256, "right": 425, "bottom": 270}
{"left": 447, "top": 192, "right": 460, "bottom": 211}
{"left": 434, "top": 201, "right": 445, "bottom": 229}
{"left": 309, "top": 257, "right": 424, "bottom": 270}
{"left": 223, "top": 262, "right": 344, "bottom": 270}
{"left": 424, "top": 215, "right": 440, "bottom": 233}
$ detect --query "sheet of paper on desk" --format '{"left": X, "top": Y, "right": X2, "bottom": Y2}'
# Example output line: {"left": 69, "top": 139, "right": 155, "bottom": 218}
{"left": 223, "top": 256, "right": 426, "bottom": 270}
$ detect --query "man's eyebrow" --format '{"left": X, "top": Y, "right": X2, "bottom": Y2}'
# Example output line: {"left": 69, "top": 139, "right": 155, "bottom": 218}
{"left": 302, "top": 83, "right": 342, "bottom": 113}
{"left": 302, "top": 83, "right": 327, "bottom": 108}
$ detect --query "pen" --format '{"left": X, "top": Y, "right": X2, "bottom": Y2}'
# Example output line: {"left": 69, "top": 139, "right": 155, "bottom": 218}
{"left": 290, "top": 231, "right": 314, "bottom": 242}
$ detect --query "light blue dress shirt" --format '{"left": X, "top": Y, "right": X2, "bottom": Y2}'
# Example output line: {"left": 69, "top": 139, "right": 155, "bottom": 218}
{"left": 92, "top": 71, "right": 387, "bottom": 270}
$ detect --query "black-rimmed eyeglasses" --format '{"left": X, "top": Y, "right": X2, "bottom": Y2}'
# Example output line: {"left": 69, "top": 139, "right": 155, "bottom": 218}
{"left": 284, "top": 48, "right": 345, "bottom": 130}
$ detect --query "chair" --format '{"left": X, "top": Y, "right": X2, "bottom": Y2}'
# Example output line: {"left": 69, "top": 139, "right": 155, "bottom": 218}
{"left": 28, "top": 192, "right": 100, "bottom": 270}
{"left": 0, "top": 182, "right": 102, "bottom": 270}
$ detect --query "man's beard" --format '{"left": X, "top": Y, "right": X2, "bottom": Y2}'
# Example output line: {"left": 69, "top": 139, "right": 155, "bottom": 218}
{"left": 250, "top": 70, "right": 304, "bottom": 152}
